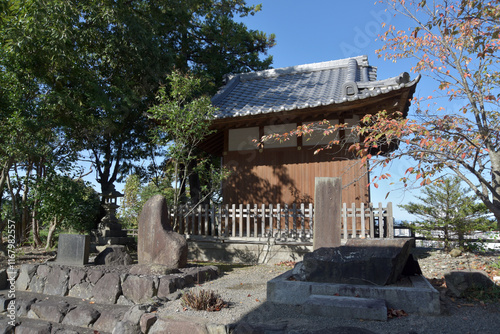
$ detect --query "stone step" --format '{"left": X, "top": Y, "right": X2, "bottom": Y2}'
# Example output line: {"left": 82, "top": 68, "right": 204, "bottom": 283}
{"left": 302, "top": 294, "right": 387, "bottom": 321}
{"left": 0, "top": 289, "right": 156, "bottom": 334}
{"left": 1, "top": 316, "right": 99, "bottom": 334}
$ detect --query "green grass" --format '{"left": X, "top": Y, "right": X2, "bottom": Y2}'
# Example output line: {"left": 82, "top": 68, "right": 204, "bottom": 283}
{"left": 489, "top": 257, "right": 500, "bottom": 270}
{"left": 462, "top": 284, "right": 500, "bottom": 303}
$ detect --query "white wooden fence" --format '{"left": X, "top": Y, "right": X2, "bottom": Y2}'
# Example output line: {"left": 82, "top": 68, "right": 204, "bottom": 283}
{"left": 154, "top": 202, "right": 394, "bottom": 243}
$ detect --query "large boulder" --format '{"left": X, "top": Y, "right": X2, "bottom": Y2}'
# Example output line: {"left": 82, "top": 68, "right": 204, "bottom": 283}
{"left": 444, "top": 270, "right": 495, "bottom": 297}
{"left": 293, "top": 238, "right": 416, "bottom": 285}
{"left": 138, "top": 195, "right": 188, "bottom": 268}
{"left": 94, "top": 245, "right": 133, "bottom": 266}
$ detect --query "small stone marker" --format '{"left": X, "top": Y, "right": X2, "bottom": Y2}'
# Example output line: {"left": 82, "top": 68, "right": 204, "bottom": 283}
{"left": 138, "top": 195, "right": 188, "bottom": 268}
{"left": 56, "top": 234, "right": 90, "bottom": 266}
{"left": 313, "top": 177, "right": 342, "bottom": 250}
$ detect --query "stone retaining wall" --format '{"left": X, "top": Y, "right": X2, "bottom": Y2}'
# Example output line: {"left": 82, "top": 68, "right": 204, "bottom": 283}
{"left": 15, "top": 263, "right": 219, "bottom": 305}
{"left": 188, "top": 239, "right": 313, "bottom": 264}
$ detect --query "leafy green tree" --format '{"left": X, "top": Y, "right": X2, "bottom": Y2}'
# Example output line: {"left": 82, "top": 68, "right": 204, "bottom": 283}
{"left": 400, "top": 177, "right": 494, "bottom": 251}
{"left": 1, "top": 0, "right": 275, "bottom": 202}
{"left": 147, "top": 71, "right": 229, "bottom": 228}
{"left": 1, "top": 1, "right": 84, "bottom": 243}
{"left": 119, "top": 174, "right": 174, "bottom": 229}
{"left": 1, "top": 0, "right": 274, "bottom": 243}
{"left": 35, "top": 173, "right": 100, "bottom": 249}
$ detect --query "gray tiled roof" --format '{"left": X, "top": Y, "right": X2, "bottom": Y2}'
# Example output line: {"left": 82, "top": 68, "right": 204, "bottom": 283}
{"left": 211, "top": 55, "right": 419, "bottom": 118}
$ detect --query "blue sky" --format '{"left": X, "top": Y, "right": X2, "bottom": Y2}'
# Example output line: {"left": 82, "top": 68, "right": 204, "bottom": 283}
{"left": 238, "top": 0, "right": 430, "bottom": 221}
{"left": 240, "top": 0, "right": 415, "bottom": 76}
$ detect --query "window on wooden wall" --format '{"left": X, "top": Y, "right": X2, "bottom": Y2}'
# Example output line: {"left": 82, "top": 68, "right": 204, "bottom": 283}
{"left": 228, "top": 127, "right": 259, "bottom": 151}
{"left": 303, "top": 120, "right": 339, "bottom": 146}
{"left": 263, "top": 123, "right": 297, "bottom": 148}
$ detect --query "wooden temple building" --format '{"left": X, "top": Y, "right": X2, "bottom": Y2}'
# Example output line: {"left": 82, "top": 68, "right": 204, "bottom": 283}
{"left": 200, "top": 55, "right": 419, "bottom": 207}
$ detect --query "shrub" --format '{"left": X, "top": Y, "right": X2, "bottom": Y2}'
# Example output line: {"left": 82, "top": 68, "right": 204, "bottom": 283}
{"left": 181, "top": 289, "right": 227, "bottom": 311}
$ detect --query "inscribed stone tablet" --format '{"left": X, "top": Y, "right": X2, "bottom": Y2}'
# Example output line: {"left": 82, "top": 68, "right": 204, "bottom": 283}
{"left": 56, "top": 234, "right": 90, "bottom": 266}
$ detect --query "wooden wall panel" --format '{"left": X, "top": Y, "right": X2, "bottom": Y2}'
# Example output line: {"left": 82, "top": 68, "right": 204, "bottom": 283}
{"left": 222, "top": 147, "right": 369, "bottom": 206}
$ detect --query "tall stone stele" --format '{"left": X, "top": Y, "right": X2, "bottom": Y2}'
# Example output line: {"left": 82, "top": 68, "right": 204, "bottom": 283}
{"left": 137, "top": 195, "right": 188, "bottom": 268}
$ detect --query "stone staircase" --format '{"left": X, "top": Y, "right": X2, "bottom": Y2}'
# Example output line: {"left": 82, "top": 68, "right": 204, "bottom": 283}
{"left": 1, "top": 290, "right": 135, "bottom": 333}
{"left": 0, "top": 287, "right": 170, "bottom": 333}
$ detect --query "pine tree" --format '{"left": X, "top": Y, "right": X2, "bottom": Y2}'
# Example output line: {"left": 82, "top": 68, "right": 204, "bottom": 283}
{"left": 400, "top": 177, "right": 494, "bottom": 251}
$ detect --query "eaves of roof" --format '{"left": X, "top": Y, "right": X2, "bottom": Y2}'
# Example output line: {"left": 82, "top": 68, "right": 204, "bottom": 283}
{"left": 211, "top": 55, "right": 420, "bottom": 120}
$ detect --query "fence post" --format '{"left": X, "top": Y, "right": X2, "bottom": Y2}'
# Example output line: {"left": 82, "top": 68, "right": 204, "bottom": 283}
{"left": 386, "top": 202, "right": 394, "bottom": 238}
{"left": 378, "top": 202, "right": 384, "bottom": 238}
{"left": 342, "top": 203, "right": 348, "bottom": 241}
{"left": 300, "top": 203, "right": 306, "bottom": 239}
{"left": 253, "top": 204, "right": 258, "bottom": 238}
{"left": 309, "top": 203, "right": 314, "bottom": 238}
{"left": 224, "top": 204, "right": 229, "bottom": 237}
{"left": 238, "top": 204, "right": 243, "bottom": 237}
{"left": 292, "top": 203, "right": 297, "bottom": 239}
{"left": 369, "top": 203, "right": 375, "bottom": 239}
{"left": 245, "top": 204, "right": 250, "bottom": 238}
{"left": 210, "top": 204, "right": 216, "bottom": 236}
{"left": 284, "top": 203, "right": 289, "bottom": 239}
{"left": 276, "top": 203, "right": 281, "bottom": 238}
{"left": 351, "top": 202, "right": 357, "bottom": 239}
{"left": 360, "top": 203, "right": 366, "bottom": 238}
{"left": 261, "top": 204, "right": 266, "bottom": 237}
{"left": 231, "top": 204, "right": 236, "bottom": 237}
{"left": 217, "top": 204, "right": 222, "bottom": 237}
{"left": 269, "top": 204, "right": 273, "bottom": 237}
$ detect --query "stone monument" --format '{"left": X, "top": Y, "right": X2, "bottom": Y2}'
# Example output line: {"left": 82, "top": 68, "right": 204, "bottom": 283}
{"left": 293, "top": 238, "right": 419, "bottom": 285}
{"left": 137, "top": 194, "right": 187, "bottom": 269}
{"left": 313, "top": 177, "right": 342, "bottom": 250}
{"left": 266, "top": 177, "right": 439, "bottom": 320}
{"left": 56, "top": 234, "right": 90, "bottom": 266}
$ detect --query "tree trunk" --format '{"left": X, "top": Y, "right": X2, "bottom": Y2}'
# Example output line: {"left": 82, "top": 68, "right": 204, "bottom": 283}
{"left": 188, "top": 160, "right": 201, "bottom": 206}
{"left": 0, "top": 158, "right": 14, "bottom": 245}
{"left": 96, "top": 181, "right": 115, "bottom": 229}
{"left": 19, "top": 163, "right": 33, "bottom": 243}
{"left": 31, "top": 206, "right": 43, "bottom": 248}
{"left": 488, "top": 150, "right": 500, "bottom": 228}
{"left": 458, "top": 231, "right": 465, "bottom": 250}
{"left": 443, "top": 226, "right": 450, "bottom": 251}
{"left": 0, "top": 158, "right": 14, "bottom": 225}
{"left": 45, "top": 217, "right": 58, "bottom": 249}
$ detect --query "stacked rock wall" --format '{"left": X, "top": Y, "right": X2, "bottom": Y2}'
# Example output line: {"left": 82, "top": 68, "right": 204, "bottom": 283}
{"left": 15, "top": 263, "right": 219, "bottom": 305}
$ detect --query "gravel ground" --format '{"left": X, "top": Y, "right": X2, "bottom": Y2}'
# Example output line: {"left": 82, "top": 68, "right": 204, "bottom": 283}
{"left": 157, "top": 248, "right": 500, "bottom": 334}
{"left": 5, "top": 246, "right": 500, "bottom": 333}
